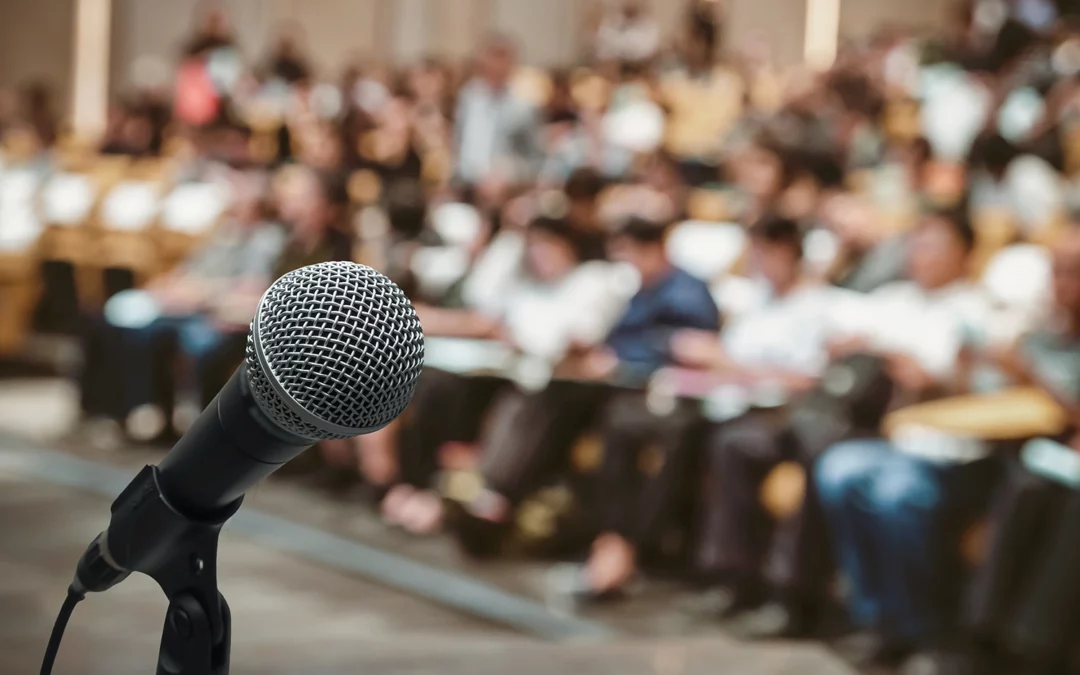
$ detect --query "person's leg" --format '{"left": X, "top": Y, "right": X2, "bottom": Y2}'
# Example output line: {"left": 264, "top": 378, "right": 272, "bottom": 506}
{"left": 173, "top": 315, "right": 229, "bottom": 404}
{"left": 565, "top": 392, "right": 702, "bottom": 597}
{"left": 480, "top": 382, "right": 609, "bottom": 504}
{"left": 695, "top": 411, "right": 789, "bottom": 604}
{"left": 1007, "top": 486, "right": 1080, "bottom": 671}
{"left": 814, "top": 438, "right": 896, "bottom": 632}
{"left": 857, "top": 452, "right": 948, "bottom": 648}
{"left": 966, "top": 461, "right": 1061, "bottom": 640}
{"left": 119, "top": 316, "right": 181, "bottom": 439}
{"left": 450, "top": 382, "right": 608, "bottom": 556}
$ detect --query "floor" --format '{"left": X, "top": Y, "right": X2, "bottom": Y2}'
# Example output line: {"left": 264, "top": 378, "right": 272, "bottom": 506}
{"left": 0, "top": 376, "right": 854, "bottom": 675}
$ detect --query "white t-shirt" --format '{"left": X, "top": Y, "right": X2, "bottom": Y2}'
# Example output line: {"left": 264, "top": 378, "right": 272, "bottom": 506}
{"left": 499, "top": 261, "right": 629, "bottom": 361}
{"left": 721, "top": 283, "right": 838, "bottom": 377}
{"left": 462, "top": 234, "right": 631, "bottom": 361}
{"left": 831, "top": 280, "right": 991, "bottom": 382}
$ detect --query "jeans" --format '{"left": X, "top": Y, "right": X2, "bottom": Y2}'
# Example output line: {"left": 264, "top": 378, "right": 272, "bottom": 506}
{"left": 121, "top": 315, "right": 229, "bottom": 415}
{"left": 815, "top": 439, "right": 1000, "bottom": 645}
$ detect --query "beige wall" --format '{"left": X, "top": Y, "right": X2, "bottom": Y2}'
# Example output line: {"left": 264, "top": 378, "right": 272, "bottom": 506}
{"left": 0, "top": 0, "right": 76, "bottom": 111}
{"left": 0, "top": 0, "right": 959, "bottom": 117}
{"left": 839, "top": 0, "right": 951, "bottom": 41}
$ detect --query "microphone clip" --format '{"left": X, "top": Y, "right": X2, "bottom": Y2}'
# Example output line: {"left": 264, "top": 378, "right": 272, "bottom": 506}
{"left": 89, "top": 465, "right": 241, "bottom": 675}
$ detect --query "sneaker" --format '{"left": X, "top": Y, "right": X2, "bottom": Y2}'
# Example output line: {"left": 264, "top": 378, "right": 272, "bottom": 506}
{"left": 678, "top": 586, "right": 747, "bottom": 619}
{"left": 125, "top": 404, "right": 166, "bottom": 443}
{"left": 544, "top": 563, "right": 626, "bottom": 614}
{"left": 727, "top": 601, "right": 808, "bottom": 640}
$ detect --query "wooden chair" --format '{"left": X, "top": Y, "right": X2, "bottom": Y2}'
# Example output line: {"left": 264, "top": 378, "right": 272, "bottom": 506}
{"left": 0, "top": 167, "right": 46, "bottom": 356}
{"left": 157, "top": 181, "right": 229, "bottom": 265}
{"left": 87, "top": 176, "right": 165, "bottom": 306}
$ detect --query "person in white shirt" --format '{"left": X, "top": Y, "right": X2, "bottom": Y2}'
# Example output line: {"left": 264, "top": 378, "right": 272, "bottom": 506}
{"left": 814, "top": 208, "right": 1002, "bottom": 672}
{"left": 454, "top": 34, "right": 543, "bottom": 196}
{"left": 673, "top": 215, "right": 843, "bottom": 637}
{"left": 381, "top": 215, "right": 626, "bottom": 534}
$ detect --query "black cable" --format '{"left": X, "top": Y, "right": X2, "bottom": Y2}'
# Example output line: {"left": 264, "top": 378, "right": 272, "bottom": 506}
{"left": 39, "top": 583, "right": 85, "bottom": 675}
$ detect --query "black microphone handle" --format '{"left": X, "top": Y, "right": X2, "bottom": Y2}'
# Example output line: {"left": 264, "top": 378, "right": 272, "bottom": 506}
{"left": 154, "top": 366, "right": 315, "bottom": 520}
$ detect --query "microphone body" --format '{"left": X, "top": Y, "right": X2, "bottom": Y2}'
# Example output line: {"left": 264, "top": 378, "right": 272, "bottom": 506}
{"left": 156, "top": 366, "right": 311, "bottom": 518}
{"left": 75, "top": 261, "right": 425, "bottom": 594}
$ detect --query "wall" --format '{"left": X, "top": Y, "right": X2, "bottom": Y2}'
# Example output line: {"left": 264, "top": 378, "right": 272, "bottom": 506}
{"left": 0, "top": 0, "right": 76, "bottom": 110}
{"left": 1, "top": 0, "right": 959, "bottom": 115}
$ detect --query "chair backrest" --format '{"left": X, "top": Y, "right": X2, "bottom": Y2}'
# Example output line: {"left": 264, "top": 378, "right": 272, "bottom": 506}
{"left": 0, "top": 169, "right": 45, "bottom": 252}
{"left": 41, "top": 172, "right": 97, "bottom": 227}
{"left": 160, "top": 181, "right": 230, "bottom": 234}
{"left": 666, "top": 220, "right": 746, "bottom": 281}
{"left": 99, "top": 180, "right": 162, "bottom": 231}
{"left": 430, "top": 202, "right": 482, "bottom": 247}
{"left": 980, "top": 243, "right": 1052, "bottom": 309}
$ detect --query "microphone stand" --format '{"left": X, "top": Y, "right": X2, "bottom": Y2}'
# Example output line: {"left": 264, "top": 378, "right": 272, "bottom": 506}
{"left": 84, "top": 465, "right": 237, "bottom": 674}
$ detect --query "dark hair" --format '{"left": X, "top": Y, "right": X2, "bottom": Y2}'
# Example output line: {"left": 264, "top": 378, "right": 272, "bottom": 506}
{"left": 563, "top": 167, "right": 606, "bottom": 202}
{"left": 802, "top": 149, "right": 846, "bottom": 191}
{"left": 923, "top": 206, "right": 977, "bottom": 253}
{"left": 317, "top": 171, "right": 351, "bottom": 209}
{"left": 385, "top": 179, "right": 427, "bottom": 240}
{"left": 528, "top": 214, "right": 580, "bottom": 245}
{"left": 748, "top": 213, "right": 804, "bottom": 258}
{"left": 613, "top": 216, "right": 667, "bottom": 245}
{"left": 969, "top": 133, "right": 1016, "bottom": 176}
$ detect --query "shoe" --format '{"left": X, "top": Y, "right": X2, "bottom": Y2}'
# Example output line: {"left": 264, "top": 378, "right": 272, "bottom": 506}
{"left": 900, "top": 650, "right": 968, "bottom": 675}
{"left": 125, "top": 404, "right": 166, "bottom": 443}
{"left": 726, "top": 601, "right": 810, "bottom": 640}
{"left": 834, "top": 631, "right": 914, "bottom": 670}
{"left": 544, "top": 563, "right": 627, "bottom": 614}
{"left": 678, "top": 586, "right": 754, "bottom": 620}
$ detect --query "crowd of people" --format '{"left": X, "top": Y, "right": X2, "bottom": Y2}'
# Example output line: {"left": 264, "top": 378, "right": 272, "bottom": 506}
{"left": 6, "top": 0, "right": 1080, "bottom": 673}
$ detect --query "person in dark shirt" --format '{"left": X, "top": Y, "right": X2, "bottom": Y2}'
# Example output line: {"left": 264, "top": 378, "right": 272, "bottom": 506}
{"left": 450, "top": 218, "right": 721, "bottom": 566}
{"left": 964, "top": 223, "right": 1080, "bottom": 675}
{"left": 602, "top": 217, "right": 722, "bottom": 371}
{"left": 564, "top": 167, "right": 609, "bottom": 261}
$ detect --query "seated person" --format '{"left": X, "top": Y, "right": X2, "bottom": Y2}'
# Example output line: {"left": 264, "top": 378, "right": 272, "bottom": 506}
{"left": 83, "top": 167, "right": 286, "bottom": 441}
{"left": 677, "top": 215, "right": 841, "bottom": 637}
{"left": 449, "top": 216, "right": 721, "bottom": 556}
{"left": 381, "top": 214, "right": 628, "bottom": 534}
{"left": 964, "top": 223, "right": 1080, "bottom": 675}
{"left": 813, "top": 208, "right": 999, "bottom": 672}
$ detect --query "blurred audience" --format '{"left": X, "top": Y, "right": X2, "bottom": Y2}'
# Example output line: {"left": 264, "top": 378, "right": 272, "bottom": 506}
{"left": 10, "top": 3, "right": 1080, "bottom": 673}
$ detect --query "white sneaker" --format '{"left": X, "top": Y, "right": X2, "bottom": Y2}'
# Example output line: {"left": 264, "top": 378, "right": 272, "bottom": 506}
{"left": 125, "top": 404, "right": 165, "bottom": 442}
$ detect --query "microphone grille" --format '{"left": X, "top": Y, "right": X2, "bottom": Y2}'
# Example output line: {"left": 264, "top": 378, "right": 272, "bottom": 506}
{"left": 246, "top": 261, "right": 425, "bottom": 440}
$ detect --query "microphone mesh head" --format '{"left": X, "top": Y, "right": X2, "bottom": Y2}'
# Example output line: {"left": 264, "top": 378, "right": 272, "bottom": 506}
{"left": 246, "top": 261, "right": 425, "bottom": 440}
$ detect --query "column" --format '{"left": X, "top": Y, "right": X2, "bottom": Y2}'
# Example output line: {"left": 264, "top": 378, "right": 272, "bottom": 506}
{"left": 72, "top": 0, "right": 112, "bottom": 140}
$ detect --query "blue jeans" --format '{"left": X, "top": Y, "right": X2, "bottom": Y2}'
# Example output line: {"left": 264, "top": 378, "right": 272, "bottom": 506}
{"left": 121, "top": 315, "right": 229, "bottom": 414}
{"left": 815, "top": 438, "right": 1000, "bottom": 645}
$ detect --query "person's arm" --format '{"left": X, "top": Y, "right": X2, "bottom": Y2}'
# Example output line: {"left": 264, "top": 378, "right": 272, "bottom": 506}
{"left": 414, "top": 304, "right": 501, "bottom": 339}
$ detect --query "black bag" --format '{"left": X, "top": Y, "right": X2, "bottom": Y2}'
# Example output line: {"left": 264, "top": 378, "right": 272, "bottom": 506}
{"left": 787, "top": 353, "right": 895, "bottom": 461}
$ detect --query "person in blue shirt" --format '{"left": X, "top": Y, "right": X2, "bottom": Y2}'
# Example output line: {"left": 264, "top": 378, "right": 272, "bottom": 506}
{"left": 449, "top": 217, "right": 721, "bottom": 562}
{"left": 602, "top": 217, "right": 722, "bottom": 373}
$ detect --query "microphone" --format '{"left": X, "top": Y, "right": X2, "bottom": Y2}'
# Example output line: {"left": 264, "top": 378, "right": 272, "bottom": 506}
{"left": 74, "top": 261, "right": 425, "bottom": 594}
